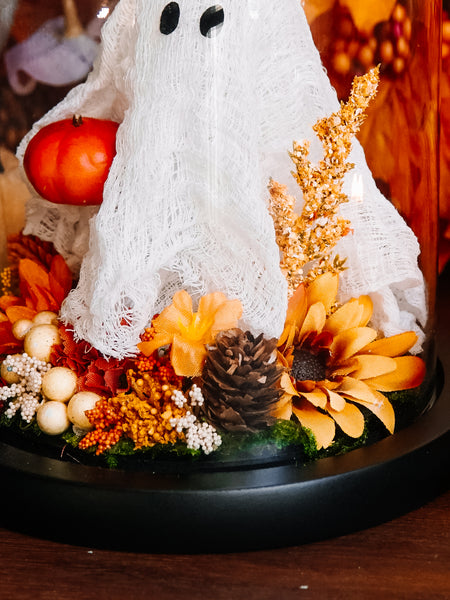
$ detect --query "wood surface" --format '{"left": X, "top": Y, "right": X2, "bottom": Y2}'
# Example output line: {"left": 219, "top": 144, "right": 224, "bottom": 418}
{"left": 0, "top": 261, "right": 449, "bottom": 600}
{"left": 0, "top": 490, "right": 448, "bottom": 600}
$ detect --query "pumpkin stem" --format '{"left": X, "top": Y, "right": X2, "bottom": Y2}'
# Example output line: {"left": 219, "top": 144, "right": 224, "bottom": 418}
{"left": 62, "top": 0, "right": 84, "bottom": 39}
{"left": 72, "top": 114, "right": 84, "bottom": 127}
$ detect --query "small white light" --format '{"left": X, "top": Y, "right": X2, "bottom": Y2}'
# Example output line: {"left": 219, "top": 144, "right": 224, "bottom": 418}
{"left": 351, "top": 173, "right": 364, "bottom": 204}
{"left": 248, "top": 0, "right": 259, "bottom": 20}
{"left": 97, "top": 7, "right": 110, "bottom": 20}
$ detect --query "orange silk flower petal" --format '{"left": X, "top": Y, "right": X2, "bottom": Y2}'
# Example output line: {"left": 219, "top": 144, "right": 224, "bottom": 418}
{"left": 209, "top": 299, "right": 243, "bottom": 337}
{"left": 300, "top": 388, "right": 328, "bottom": 409}
{"left": 331, "top": 327, "right": 378, "bottom": 363}
{"left": 306, "top": 272, "right": 339, "bottom": 314}
{"left": 323, "top": 298, "right": 363, "bottom": 336}
{"left": 325, "top": 387, "right": 347, "bottom": 412}
{"left": 332, "top": 358, "right": 359, "bottom": 378}
{"left": 18, "top": 258, "right": 50, "bottom": 290}
{"left": 324, "top": 296, "right": 373, "bottom": 335}
{"left": 356, "top": 295, "right": 373, "bottom": 327}
{"left": 5, "top": 305, "right": 36, "bottom": 323}
{"left": 197, "top": 292, "right": 228, "bottom": 321}
{"left": 360, "top": 331, "right": 418, "bottom": 357}
{"left": 346, "top": 354, "right": 398, "bottom": 380}
{"left": 326, "top": 401, "right": 365, "bottom": 439}
{"left": 293, "top": 398, "right": 336, "bottom": 450}
{"left": 337, "top": 376, "right": 380, "bottom": 404}
{"left": 299, "top": 302, "right": 327, "bottom": 341}
{"left": 153, "top": 290, "right": 193, "bottom": 334}
{"left": 363, "top": 356, "right": 426, "bottom": 392}
{"left": 137, "top": 332, "right": 173, "bottom": 356}
{"left": 278, "top": 284, "right": 307, "bottom": 348}
{"left": 170, "top": 335, "right": 206, "bottom": 378}
{"left": 349, "top": 390, "right": 396, "bottom": 434}
{"left": 272, "top": 394, "right": 294, "bottom": 421}
{"left": 0, "top": 296, "right": 22, "bottom": 310}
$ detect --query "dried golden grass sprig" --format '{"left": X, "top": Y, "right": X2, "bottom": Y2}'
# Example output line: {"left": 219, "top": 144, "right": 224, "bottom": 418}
{"left": 268, "top": 67, "right": 380, "bottom": 296}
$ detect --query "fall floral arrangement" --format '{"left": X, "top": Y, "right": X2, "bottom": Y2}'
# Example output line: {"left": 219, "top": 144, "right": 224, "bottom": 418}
{"left": 0, "top": 69, "right": 427, "bottom": 466}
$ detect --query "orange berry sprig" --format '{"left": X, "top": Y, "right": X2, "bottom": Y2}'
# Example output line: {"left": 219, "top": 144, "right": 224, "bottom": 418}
{"left": 135, "top": 327, "right": 183, "bottom": 387}
{"left": 78, "top": 398, "right": 125, "bottom": 455}
{"left": 112, "top": 369, "right": 187, "bottom": 450}
{"left": 78, "top": 425, "right": 124, "bottom": 455}
{"left": 78, "top": 366, "right": 188, "bottom": 454}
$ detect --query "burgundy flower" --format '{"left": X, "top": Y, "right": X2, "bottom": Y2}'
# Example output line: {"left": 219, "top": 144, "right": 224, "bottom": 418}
{"left": 50, "top": 324, "right": 130, "bottom": 397}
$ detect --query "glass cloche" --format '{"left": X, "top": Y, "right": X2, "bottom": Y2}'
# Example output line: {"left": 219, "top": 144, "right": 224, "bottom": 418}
{"left": 0, "top": 3, "right": 446, "bottom": 551}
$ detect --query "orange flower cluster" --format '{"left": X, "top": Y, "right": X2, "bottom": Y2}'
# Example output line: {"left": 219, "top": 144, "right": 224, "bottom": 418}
{"left": 139, "top": 290, "right": 242, "bottom": 377}
{"left": 78, "top": 368, "right": 188, "bottom": 454}
{"left": 0, "top": 235, "right": 72, "bottom": 354}
{"left": 112, "top": 370, "right": 186, "bottom": 449}
{"left": 135, "top": 328, "right": 183, "bottom": 387}
{"left": 78, "top": 398, "right": 124, "bottom": 455}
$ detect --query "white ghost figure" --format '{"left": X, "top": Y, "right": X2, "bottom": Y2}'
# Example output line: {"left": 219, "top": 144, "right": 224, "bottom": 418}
{"left": 18, "top": 0, "right": 426, "bottom": 358}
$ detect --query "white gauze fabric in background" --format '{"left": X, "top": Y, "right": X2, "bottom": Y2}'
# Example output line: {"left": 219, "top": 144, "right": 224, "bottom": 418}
{"left": 18, "top": 0, "right": 426, "bottom": 358}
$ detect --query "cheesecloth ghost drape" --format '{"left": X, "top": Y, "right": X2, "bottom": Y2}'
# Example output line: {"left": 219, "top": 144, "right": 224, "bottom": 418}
{"left": 17, "top": 0, "right": 426, "bottom": 358}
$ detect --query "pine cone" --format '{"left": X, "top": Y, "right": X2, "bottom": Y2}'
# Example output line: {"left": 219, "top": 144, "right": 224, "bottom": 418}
{"left": 201, "top": 329, "right": 283, "bottom": 433}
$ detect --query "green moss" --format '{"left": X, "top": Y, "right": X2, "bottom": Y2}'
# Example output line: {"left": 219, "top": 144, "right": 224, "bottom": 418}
{"left": 0, "top": 410, "right": 42, "bottom": 436}
{"left": 317, "top": 425, "right": 369, "bottom": 459}
{"left": 59, "top": 420, "right": 318, "bottom": 468}
{"left": 0, "top": 411, "right": 12, "bottom": 428}
{"left": 61, "top": 428, "right": 82, "bottom": 447}
{"left": 192, "top": 419, "right": 318, "bottom": 464}
{"left": 386, "top": 377, "right": 435, "bottom": 430}
{"left": 269, "top": 419, "right": 317, "bottom": 455}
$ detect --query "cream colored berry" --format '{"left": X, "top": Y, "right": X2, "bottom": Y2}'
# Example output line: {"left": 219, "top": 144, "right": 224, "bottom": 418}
{"left": 36, "top": 401, "right": 70, "bottom": 435}
{"left": 41, "top": 367, "right": 77, "bottom": 403}
{"left": 12, "top": 319, "right": 33, "bottom": 340}
{"left": 0, "top": 357, "right": 21, "bottom": 384}
{"left": 24, "top": 324, "right": 61, "bottom": 362}
{"left": 67, "top": 391, "right": 101, "bottom": 430}
{"left": 32, "top": 311, "right": 59, "bottom": 326}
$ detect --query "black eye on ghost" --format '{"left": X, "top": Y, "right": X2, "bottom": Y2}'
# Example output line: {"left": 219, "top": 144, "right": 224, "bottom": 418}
{"left": 200, "top": 6, "right": 225, "bottom": 37}
{"left": 159, "top": 3, "right": 225, "bottom": 38}
{"left": 160, "top": 2, "right": 180, "bottom": 35}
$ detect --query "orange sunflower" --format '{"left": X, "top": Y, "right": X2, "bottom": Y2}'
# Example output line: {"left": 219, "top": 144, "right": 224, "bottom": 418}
{"left": 276, "top": 272, "right": 425, "bottom": 450}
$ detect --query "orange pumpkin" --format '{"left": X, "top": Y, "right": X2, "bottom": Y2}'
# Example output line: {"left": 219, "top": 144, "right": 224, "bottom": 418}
{"left": 23, "top": 115, "right": 119, "bottom": 206}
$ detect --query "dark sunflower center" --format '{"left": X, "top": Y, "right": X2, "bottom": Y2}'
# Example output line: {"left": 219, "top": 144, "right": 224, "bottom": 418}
{"left": 291, "top": 348, "right": 327, "bottom": 382}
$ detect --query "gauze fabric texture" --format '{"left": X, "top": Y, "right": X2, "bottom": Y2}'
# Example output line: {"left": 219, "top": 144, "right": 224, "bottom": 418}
{"left": 18, "top": 0, "right": 426, "bottom": 358}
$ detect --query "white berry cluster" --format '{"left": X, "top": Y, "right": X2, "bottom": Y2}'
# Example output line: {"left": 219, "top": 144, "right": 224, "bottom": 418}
{"left": 170, "top": 385, "right": 222, "bottom": 455}
{"left": 1, "top": 353, "right": 50, "bottom": 423}
{"left": 172, "top": 384, "right": 205, "bottom": 408}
